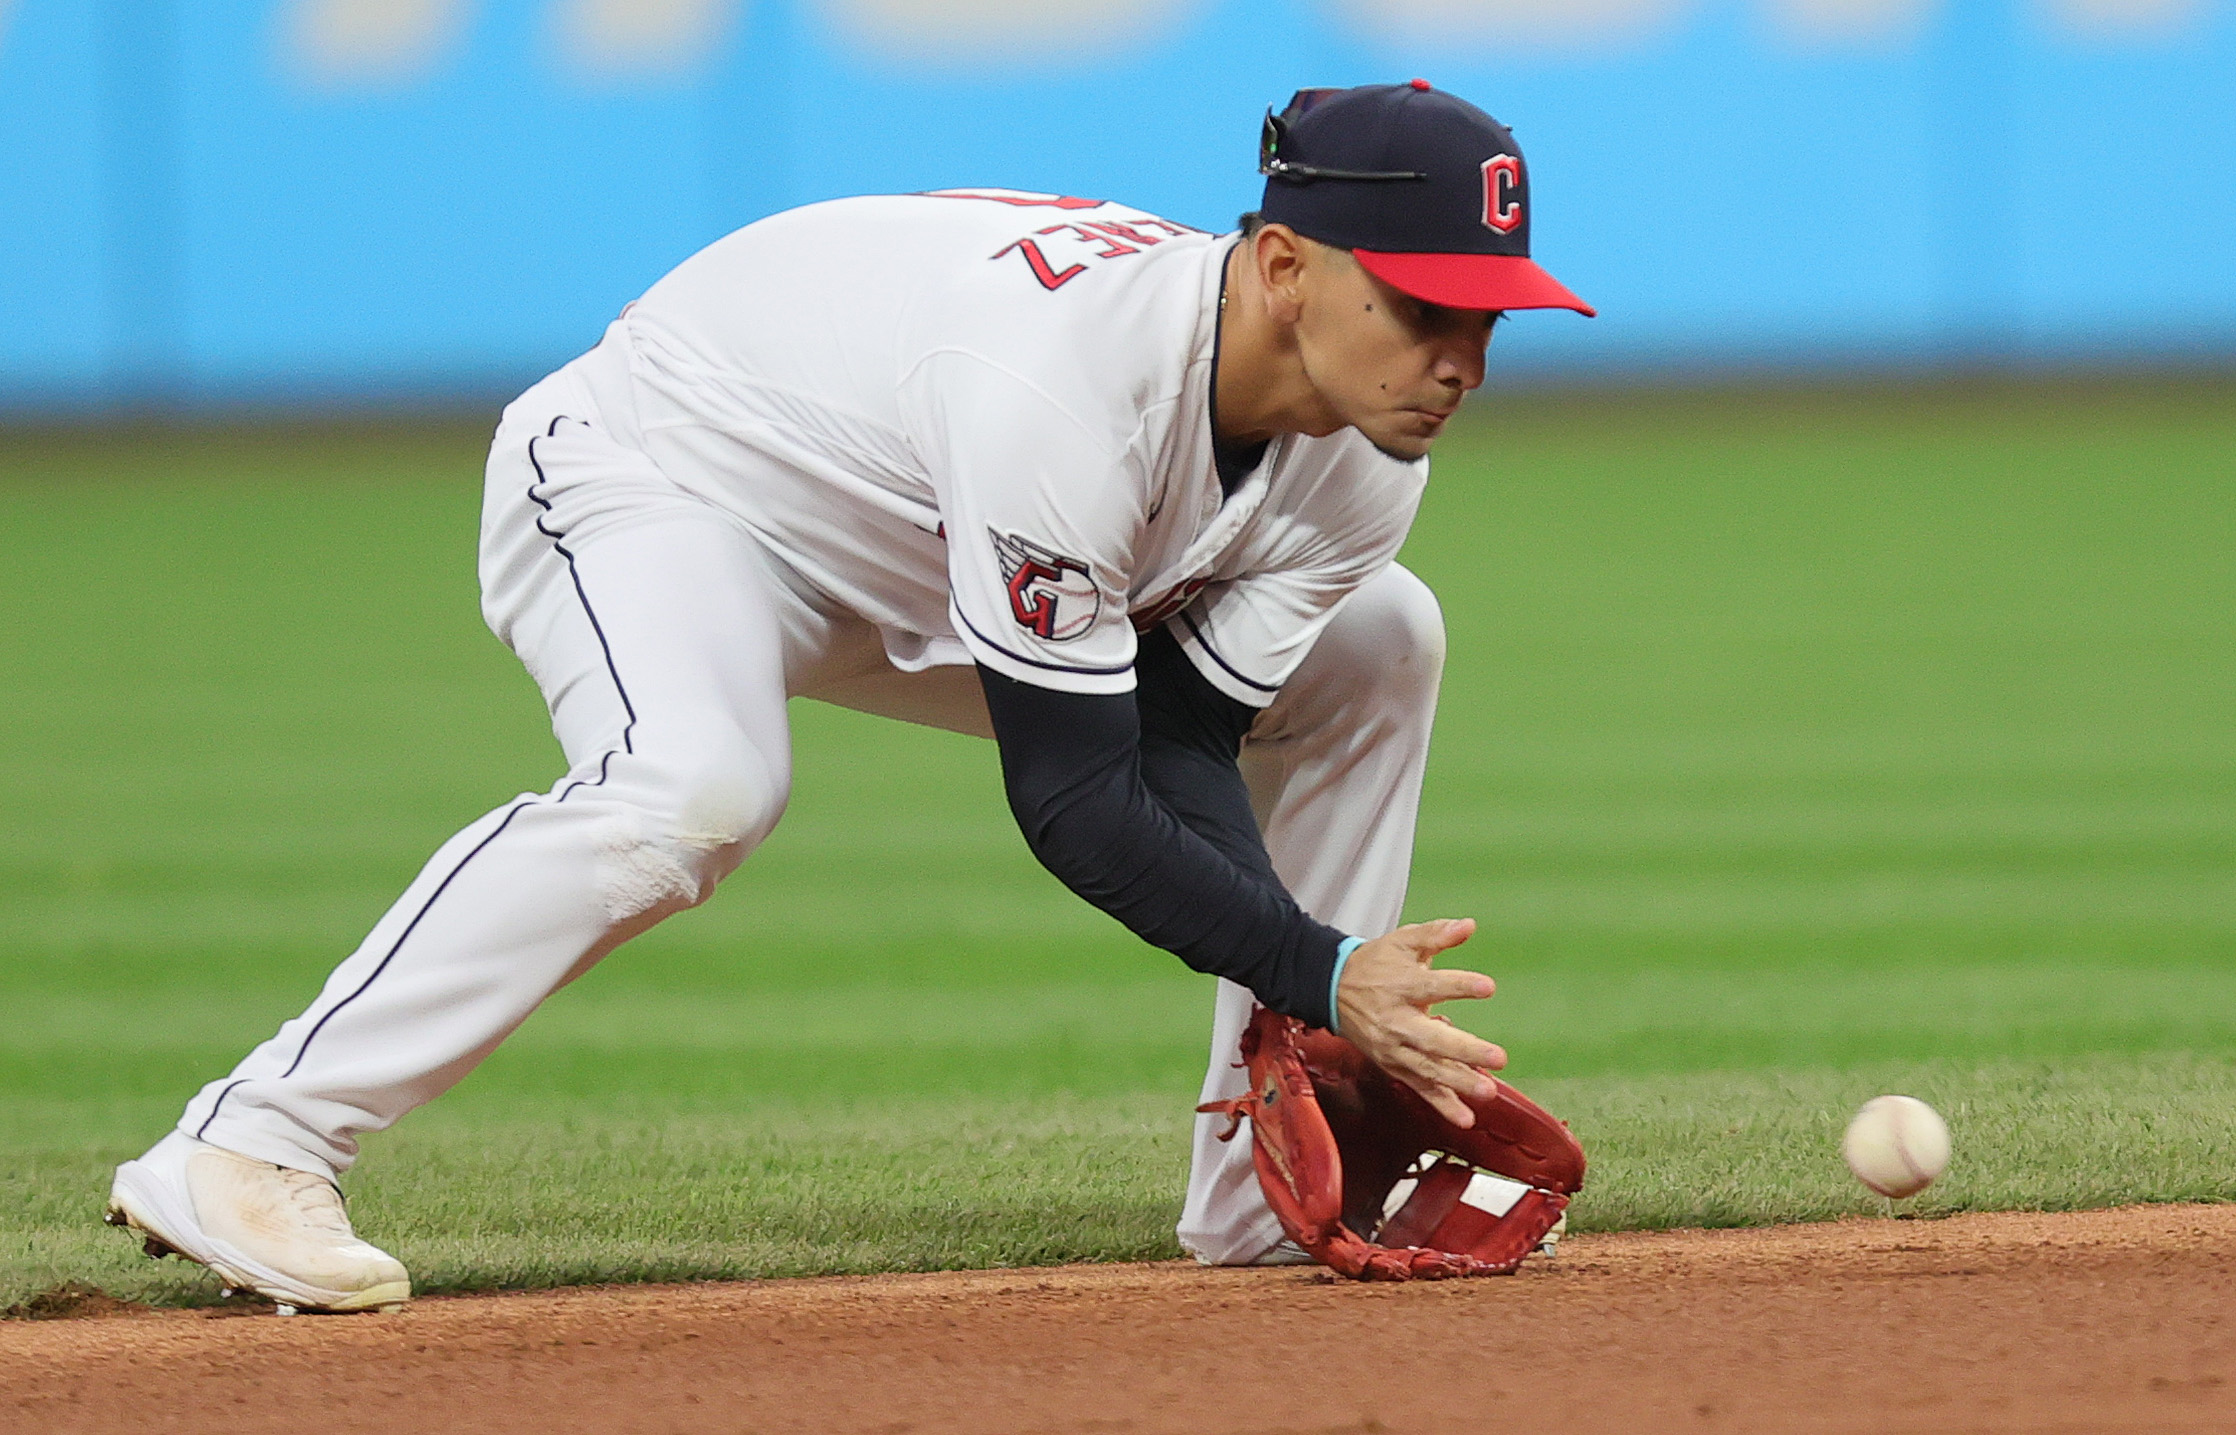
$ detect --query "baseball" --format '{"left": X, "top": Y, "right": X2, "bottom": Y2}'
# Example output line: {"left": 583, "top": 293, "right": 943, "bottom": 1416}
{"left": 1841, "top": 1095, "right": 1950, "bottom": 1199}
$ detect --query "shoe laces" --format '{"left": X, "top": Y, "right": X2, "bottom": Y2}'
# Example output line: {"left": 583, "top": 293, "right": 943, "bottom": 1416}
{"left": 274, "top": 1166, "right": 357, "bottom": 1241}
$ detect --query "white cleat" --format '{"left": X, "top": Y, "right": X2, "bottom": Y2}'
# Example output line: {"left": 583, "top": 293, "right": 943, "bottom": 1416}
{"left": 106, "top": 1132, "right": 411, "bottom": 1314}
{"left": 1535, "top": 1210, "right": 1569, "bottom": 1258}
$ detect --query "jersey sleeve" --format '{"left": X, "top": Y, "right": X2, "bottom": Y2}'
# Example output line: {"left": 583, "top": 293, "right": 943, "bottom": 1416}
{"left": 1167, "top": 572, "right": 1358, "bottom": 706}
{"left": 904, "top": 350, "right": 1146, "bottom": 695}
{"left": 1170, "top": 447, "right": 1426, "bottom": 707}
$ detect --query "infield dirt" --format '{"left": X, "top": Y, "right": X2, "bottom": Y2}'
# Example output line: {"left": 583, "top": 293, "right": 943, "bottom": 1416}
{"left": 6, "top": 1203, "right": 2233, "bottom": 1434}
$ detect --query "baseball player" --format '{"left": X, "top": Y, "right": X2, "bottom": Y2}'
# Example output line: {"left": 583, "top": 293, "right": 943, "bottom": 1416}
{"left": 106, "top": 81, "right": 1593, "bottom": 1312}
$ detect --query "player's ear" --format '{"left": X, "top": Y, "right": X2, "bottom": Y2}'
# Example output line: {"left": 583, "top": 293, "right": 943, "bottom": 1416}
{"left": 1252, "top": 223, "right": 1309, "bottom": 325}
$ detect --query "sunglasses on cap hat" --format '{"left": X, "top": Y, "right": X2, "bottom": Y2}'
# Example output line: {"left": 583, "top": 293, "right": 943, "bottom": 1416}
{"left": 1259, "top": 89, "right": 1429, "bottom": 186}
{"left": 1253, "top": 82, "right": 1598, "bottom": 317}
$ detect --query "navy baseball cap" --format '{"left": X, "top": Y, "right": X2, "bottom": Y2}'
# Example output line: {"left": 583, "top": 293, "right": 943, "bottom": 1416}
{"left": 1258, "top": 81, "right": 1595, "bottom": 318}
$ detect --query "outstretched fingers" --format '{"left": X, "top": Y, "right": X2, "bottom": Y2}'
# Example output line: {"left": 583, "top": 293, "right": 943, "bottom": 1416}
{"left": 1401, "top": 1073, "right": 1479, "bottom": 1128}
{"left": 1407, "top": 966, "right": 1496, "bottom": 1005}
{"left": 1387, "top": 1050, "right": 1493, "bottom": 1127}
{"left": 1392, "top": 996, "right": 1498, "bottom": 1059}
{"left": 1333, "top": 916, "right": 1508, "bottom": 1127}
{"left": 1376, "top": 1005, "right": 1502, "bottom": 1128}
{"left": 1391, "top": 916, "right": 1478, "bottom": 960}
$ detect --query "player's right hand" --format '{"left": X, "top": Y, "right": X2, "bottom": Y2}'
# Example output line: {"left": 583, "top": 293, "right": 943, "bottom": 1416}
{"left": 1332, "top": 918, "right": 1506, "bottom": 1129}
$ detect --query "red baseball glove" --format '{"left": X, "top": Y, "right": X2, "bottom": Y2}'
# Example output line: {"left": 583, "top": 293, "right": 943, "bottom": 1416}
{"left": 1199, "top": 1005, "right": 1585, "bottom": 1280}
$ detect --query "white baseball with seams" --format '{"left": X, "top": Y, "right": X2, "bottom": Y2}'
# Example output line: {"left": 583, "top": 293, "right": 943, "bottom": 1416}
{"left": 1842, "top": 1095, "right": 1950, "bottom": 1199}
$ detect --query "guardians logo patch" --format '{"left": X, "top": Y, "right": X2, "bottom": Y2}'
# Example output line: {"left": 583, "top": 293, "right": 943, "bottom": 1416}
{"left": 991, "top": 529, "right": 1102, "bottom": 642}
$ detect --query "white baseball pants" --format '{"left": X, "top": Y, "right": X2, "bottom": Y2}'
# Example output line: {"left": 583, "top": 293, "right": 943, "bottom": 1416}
{"left": 176, "top": 363, "right": 1445, "bottom": 1266}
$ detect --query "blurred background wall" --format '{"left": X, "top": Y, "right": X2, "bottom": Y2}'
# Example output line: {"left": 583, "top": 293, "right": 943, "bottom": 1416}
{"left": 3, "top": 0, "right": 2231, "bottom": 410}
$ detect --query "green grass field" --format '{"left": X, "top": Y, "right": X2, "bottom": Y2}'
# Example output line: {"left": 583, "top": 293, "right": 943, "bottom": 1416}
{"left": 3, "top": 378, "right": 2232, "bottom": 1309}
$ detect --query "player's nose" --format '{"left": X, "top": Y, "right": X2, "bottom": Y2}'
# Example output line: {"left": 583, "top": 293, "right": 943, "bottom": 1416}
{"left": 1431, "top": 329, "right": 1489, "bottom": 393}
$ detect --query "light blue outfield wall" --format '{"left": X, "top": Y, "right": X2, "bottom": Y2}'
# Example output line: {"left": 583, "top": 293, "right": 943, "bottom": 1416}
{"left": 2, "top": 0, "right": 2231, "bottom": 407}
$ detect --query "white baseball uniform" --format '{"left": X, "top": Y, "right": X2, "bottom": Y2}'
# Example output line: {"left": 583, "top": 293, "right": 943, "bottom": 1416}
{"left": 173, "top": 190, "right": 1447, "bottom": 1265}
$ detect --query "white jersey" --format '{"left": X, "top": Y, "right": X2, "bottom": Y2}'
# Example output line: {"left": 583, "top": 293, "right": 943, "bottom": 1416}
{"left": 575, "top": 189, "right": 1427, "bottom": 704}
{"left": 162, "top": 187, "right": 1452, "bottom": 1273}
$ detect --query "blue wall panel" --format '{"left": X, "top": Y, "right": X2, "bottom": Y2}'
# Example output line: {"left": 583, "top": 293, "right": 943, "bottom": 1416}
{"left": 173, "top": 1, "right": 716, "bottom": 390}
{"left": 2009, "top": 20, "right": 2236, "bottom": 352}
{"left": 0, "top": 0, "right": 2229, "bottom": 409}
{"left": 0, "top": 0, "right": 109, "bottom": 398}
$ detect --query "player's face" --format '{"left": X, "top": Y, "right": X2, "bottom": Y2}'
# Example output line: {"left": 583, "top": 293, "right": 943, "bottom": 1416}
{"left": 1294, "top": 250, "right": 1496, "bottom": 462}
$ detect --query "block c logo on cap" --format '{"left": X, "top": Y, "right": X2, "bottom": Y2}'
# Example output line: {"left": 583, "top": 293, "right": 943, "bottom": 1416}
{"left": 1481, "top": 155, "right": 1523, "bottom": 234}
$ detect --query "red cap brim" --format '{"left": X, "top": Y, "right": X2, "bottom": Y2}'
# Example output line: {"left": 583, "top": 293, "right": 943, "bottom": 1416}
{"left": 1355, "top": 250, "right": 1597, "bottom": 317}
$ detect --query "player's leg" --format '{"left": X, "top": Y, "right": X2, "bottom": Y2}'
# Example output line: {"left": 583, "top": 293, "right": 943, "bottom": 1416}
{"left": 795, "top": 640, "right": 998, "bottom": 740}
{"left": 110, "top": 396, "right": 825, "bottom": 1309}
{"left": 1176, "top": 563, "right": 1447, "bottom": 1264}
{"left": 178, "top": 412, "right": 812, "bottom": 1171}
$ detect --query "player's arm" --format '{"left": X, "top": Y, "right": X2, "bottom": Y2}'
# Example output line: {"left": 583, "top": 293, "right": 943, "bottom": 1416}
{"left": 1149, "top": 545, "right": 1512, "bottom": 1122}
{"left": 907, "top": 347, "right": 1335, "bottom": 1007}
{"left": 1131, "top": 624, "right": 1275, "bottom": 880}
{"left": 980, "top": 631, "right": 1506, "bottom": 1124}
{"left": 908, "top": 347, "right": 1499, "bottom": 1117}
{"left": 976, "top": 625, "right": 1344, "bottom": 1027}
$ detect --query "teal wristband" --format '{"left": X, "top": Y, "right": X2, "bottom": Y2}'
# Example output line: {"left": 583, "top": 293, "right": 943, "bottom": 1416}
{"left": 1328, "top": 936, "right": 1366, "bottom": 1034}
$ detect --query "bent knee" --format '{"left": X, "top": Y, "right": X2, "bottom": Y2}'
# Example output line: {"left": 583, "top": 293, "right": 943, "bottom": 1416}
{"left": 1326, "top": 564, "right": 1446, "bottom": 692}
{"left": 646, "top": 739, "right": 791, "bottom": 849}
{"left": 591, "top": 738, "right": 790, "bottom": 919}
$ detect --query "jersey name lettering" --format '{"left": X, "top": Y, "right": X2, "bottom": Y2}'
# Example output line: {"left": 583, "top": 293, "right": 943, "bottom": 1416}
{"left": 991, "top": 217, "right": 1204, "bottom": 292}
{"left": 923, "top": 189, "right": 1106, "bottom": 210}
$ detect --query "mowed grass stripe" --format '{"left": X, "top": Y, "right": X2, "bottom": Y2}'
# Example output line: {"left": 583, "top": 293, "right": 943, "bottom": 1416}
{"left": 0, "top": 380, "right": 2230, "bottom": 1308}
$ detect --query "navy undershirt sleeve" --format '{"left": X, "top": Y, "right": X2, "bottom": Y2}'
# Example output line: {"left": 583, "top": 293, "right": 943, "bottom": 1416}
{"left": 976, "top": 627, "right": 1344, "bottom": 1027}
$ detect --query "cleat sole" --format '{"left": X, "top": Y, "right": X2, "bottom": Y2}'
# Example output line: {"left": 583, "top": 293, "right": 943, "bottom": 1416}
{"left": 109, "top": 1200, "right": 182, "bottom": 1260}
